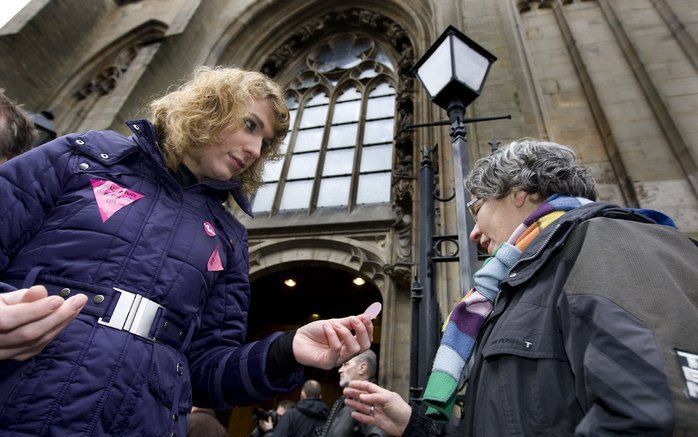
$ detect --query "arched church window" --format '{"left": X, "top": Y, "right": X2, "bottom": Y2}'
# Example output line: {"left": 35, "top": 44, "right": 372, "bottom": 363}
{"left": 252, "top": 33, "right": 397, "bottom": 215}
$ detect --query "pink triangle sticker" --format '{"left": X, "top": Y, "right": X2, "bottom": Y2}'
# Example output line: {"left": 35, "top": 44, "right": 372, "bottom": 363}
{"left": 207, "top": 244, "right": 223, "bottom": 271}
{"left": 90, "top": 178, "right": 144, "bottom": 222}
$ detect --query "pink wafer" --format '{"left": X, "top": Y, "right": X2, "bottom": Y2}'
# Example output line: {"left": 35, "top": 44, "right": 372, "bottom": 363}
{"left": 363, "top": 302, "right": 382, "bottom": 319}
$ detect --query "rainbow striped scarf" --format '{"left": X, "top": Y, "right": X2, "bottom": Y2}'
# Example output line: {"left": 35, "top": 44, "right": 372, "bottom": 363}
{"left": 422, "top": 194, "right": 592, "bottom": 419}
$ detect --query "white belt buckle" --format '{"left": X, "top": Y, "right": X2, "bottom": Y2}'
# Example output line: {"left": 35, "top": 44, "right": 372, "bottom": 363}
{"left": 98, "top": 287, "right": 163, "bottom": 341}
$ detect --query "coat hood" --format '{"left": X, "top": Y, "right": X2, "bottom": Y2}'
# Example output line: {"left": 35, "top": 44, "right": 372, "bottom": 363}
{"left": 296, "top": 397, "right": 329, "bottom": 420}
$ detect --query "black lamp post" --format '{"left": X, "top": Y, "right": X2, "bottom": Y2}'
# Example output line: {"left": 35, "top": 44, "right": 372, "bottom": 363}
{"left": 414, "top": 25, "right": 497, "bottom": 295}
{"left": 408, "top": 25, "right": 497, "bottom": 406}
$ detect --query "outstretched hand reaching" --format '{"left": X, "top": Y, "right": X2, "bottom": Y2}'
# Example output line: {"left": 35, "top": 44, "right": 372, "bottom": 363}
{"left": 293, "top": 314, "right": 373, "bottom": 370}
{"left": 344, "top": 380, "right": 413, "bottom": 436}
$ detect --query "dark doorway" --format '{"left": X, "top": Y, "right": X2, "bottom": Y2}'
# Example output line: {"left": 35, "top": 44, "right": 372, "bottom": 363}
{"left": 226, "top": 265, "right": 383, "bottom": 436}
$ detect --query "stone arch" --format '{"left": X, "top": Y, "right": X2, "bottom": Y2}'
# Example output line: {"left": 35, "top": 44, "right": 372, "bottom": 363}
{"left": 47, "top": 19, "right": 167, "bottom": 134}
{"left": 248, "top": 235, "right": 399, "bottom": 388}
{"left": 206, "top": 0, "right": 434, "bottom": 70}
{"left": 249, "top": 236, "right": 389, "bottom": 293}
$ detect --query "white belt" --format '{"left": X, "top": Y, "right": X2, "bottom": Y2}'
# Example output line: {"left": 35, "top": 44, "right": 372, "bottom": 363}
{"left": 98, "top": 288, "right": 163, "bottom": 341}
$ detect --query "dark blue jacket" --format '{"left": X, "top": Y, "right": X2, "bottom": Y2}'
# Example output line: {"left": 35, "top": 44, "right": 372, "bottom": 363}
{"left": 0, "top": 120, "right": 303, "bottom": 436}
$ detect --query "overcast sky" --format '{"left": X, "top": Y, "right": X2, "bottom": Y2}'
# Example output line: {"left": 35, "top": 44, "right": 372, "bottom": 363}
{"left": 0, "top": 0, "right": 31, "bottom": 29}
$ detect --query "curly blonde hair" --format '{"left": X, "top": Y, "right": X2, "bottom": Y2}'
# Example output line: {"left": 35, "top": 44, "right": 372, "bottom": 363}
{"left": 149, "top": 66, "right": 289, "bottom": 195}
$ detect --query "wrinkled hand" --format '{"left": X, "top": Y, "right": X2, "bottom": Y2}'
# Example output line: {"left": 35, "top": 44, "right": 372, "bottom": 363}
{"left": 293, "top": 315, "right": 373, "bottom": 370}
{"left": 0, "top": 285, "right": 87, "bottom": 360}
{"left": 344, "top": 380, "right": 412, "bottom": 436}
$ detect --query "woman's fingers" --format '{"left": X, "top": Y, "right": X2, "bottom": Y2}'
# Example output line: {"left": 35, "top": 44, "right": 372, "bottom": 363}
{"left": 0, "top": 294, "right": 86, "bottom": 348}
{"left": 344, "top": 382, "right": 393, "bottom": 407}
{"left": 331, "top": 315, "right": 357, "bottom": 331}
{"left": 351, "top": 317, "right": 372, "bottom": 352}
{"left": 347, "top": 379, "right": 380, "bottom": 392}
{"left": 343, "top": 386, "right": 366, "bottom": 399}
{"left": 331, "top": 320, "right": 361, "bottom": 361}
{"left": 360, "top": 314, "right": 374, "bottom": 342}
{"left": 329, "top": 315, "right": 375, "bottom": 363}
{"left": 323, "top": 321, "right": 342, "bottom": 352}
{"left": 19, "top": 286, "right": 49, "bottom": 303}
{"left": 0, "top": 296, "right": 64, "bottom": 332}
{"left": 320, "top": 322, "right": 341, "bottom": 369}
{"left": 350, "top": 409, "right": 378, "bottom": 426}
{"left": 8, "top": 315, "right": 75, "bottom": 361}
{"left": 0, "top": 297, "right": 83, "bottom": 361}
{"left": 344, "top": 397, "right": 373, "bottom": 416}
{"left": 0, "top": 285, "right": 48, "bottom": 306}
{"left": 343, "top": 382, "right": 413, "bottom": 436}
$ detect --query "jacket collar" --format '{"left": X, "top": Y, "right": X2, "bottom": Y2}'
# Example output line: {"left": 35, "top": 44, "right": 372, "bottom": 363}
{"left": 199, "top": 178, "right": 254, "bottom": 217}
{"left": 503, "top": 202, "right": 658, "bottom": 288}
{"left": 125, "top": 119, "right": 254, "bottom": 217}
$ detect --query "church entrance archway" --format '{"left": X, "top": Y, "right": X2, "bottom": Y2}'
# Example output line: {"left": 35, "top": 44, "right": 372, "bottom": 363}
{"left": 228, "top": 264, "right": 383, "bottom": 436}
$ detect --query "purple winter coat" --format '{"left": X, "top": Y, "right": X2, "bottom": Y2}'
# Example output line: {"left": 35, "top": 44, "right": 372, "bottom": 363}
{"left": 0, "top": 120, "right": 303, "bottom": 436}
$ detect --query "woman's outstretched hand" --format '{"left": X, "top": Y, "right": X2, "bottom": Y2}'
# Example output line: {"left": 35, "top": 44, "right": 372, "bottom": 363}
{"left": 0, "top": 285, "right": 87, "bottom": 360}
{"left": 293, "top": 314, "right": 373, "bottom": 370}
{"left": 344, "top": 380, "right": 413, "bottom": 436}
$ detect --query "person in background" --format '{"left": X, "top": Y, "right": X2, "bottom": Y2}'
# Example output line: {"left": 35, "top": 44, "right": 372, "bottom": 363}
{"left": 0, "top": 66, "right": 374, "bottom": 436}
{"left": 276, "top": 399, "right": 297, "bottom": 417}
{"left": 186, "top": 407, "right": 227, "bottom": 437}
{"left": 0, "top": 88, "right": 37, "bottom": 162}
{"left": 344, "top": 139, "right": 698, "bottom": 436}
{"left": 273, "top": 380, "right": 328, "bottom": 436}
{"left": 320, "top": 350, "right": 386, "bottom": 437}
{"left": 252, "top": 399, "right": 297, "bottom": 437}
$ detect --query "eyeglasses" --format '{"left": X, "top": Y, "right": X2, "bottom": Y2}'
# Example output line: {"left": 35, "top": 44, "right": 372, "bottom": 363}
{"left": 467, "top": 197, "right": 484, "bottom": 222}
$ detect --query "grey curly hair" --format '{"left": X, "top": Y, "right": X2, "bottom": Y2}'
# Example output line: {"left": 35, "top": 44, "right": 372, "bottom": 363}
{"left": 465, "top": 139, "right": 597, "bottom": 201}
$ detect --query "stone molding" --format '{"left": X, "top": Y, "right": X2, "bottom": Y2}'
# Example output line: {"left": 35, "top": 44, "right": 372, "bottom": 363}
{"left": 248, "top": 236, "right": 389, "bottom": 291}
{"left": 517, "top": 0, "right": 594, "bottom": 13}
{"left": 49, "top": 19, "right": 166, "bottom": 134}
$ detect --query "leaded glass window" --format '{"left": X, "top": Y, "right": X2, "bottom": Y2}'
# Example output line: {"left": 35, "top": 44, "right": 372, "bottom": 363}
{"left": 252, "top": 33, "right": 397, "bottom": 215}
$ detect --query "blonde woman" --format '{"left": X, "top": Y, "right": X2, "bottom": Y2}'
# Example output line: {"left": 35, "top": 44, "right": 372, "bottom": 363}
{"left": 0, "top": 67, "right": 373, "bottom": 436}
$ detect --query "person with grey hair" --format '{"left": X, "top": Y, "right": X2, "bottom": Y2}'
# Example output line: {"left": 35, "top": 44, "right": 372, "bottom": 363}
{"left": 344, "top": 139, "right": 698, "bottom": 436}
{"left": 0, "top": 89, "right": 38, "bottom": 162}
{"left": 319, "top": 350, "right": 386, "bottom": 436}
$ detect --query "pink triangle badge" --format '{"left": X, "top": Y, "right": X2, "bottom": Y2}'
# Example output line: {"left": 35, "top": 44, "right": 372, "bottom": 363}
{"left": 90, "top": 178, "right": 144, "bottom": 222}
{"left": 207, "top": 244, "right": 224, "bottom": 271}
